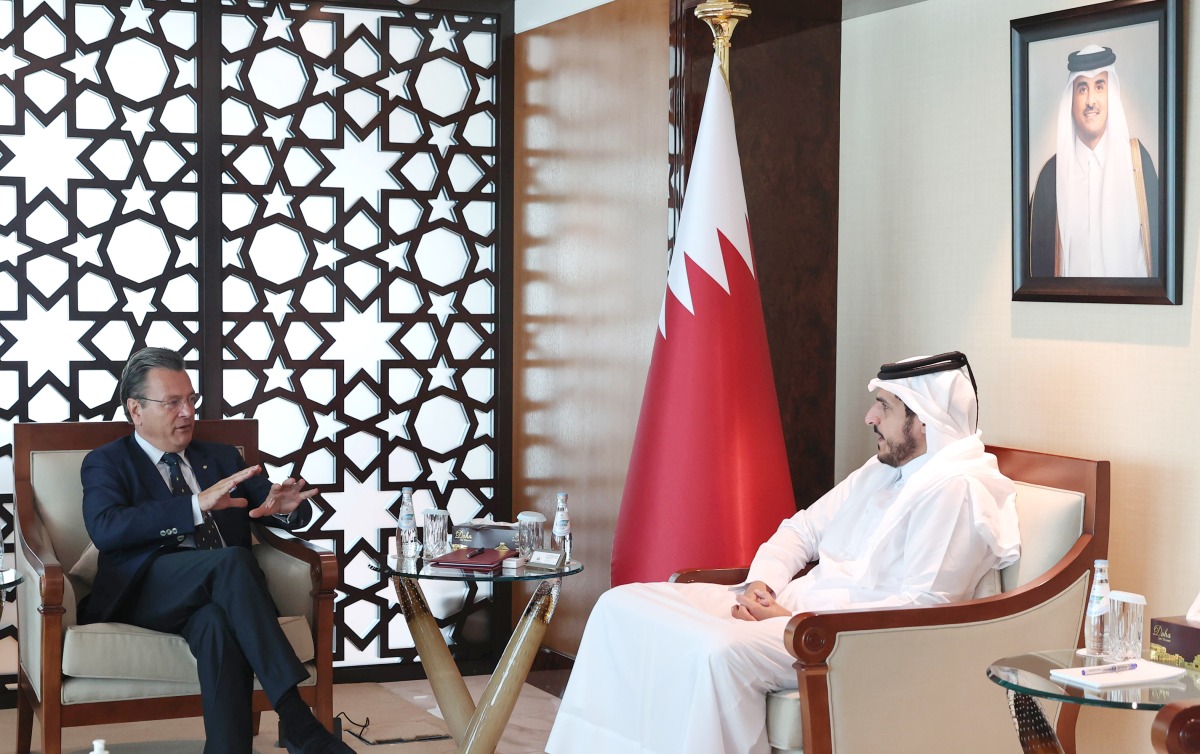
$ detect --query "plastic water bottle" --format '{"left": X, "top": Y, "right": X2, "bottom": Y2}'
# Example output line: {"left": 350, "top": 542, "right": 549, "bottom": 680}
{"left": 398, "top": 487, "right": 419, "bottom": 559}
{"left": 1083, "top": 559, "right": 1110, "bottom": 655}
{"left": 551, "top": 492, "right": 572, "bottom": 562}
{"left": 92, "top": 740, "right": 109, "bottom": 754}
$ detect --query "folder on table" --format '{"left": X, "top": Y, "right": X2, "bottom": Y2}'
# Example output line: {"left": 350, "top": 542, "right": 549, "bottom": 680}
{"left": 427, "top": 547, "right": 516, "bottom": 571}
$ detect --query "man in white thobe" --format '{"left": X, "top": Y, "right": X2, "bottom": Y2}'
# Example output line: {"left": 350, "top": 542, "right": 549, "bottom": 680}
{"left": 546, "top": 353, "right": 1021, "bottom": 754}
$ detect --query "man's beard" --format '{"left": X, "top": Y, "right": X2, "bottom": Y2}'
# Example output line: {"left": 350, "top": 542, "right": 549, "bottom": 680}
{"left": 876, "top": 416, "right": 920, "bottom": 468}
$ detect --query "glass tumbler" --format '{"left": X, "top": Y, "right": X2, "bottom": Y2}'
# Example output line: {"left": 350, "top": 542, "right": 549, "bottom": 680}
{"left": 516, "top": 511, "right": 545, "bottom": 559}
{"left": 422, "top": 509, "right": 451, "bottom": 558}
{"left": 1105, "top": 590, "right": 1147, "bottom": 662}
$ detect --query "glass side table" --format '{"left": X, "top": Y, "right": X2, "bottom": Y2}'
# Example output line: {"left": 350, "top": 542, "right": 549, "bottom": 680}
{"left": 371, "top": 557, "right": 583, "bottom": 754}
{"left": 987, "top": 649, "right": 1200, "bottom": 754}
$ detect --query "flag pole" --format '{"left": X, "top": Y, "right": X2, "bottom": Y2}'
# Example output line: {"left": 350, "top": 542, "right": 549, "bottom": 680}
{"left": 694, "top": 1, "right": 751, "bottom": 86}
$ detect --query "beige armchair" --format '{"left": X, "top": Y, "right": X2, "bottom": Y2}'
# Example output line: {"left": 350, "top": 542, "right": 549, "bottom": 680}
{"left": 13, "top": 419, "right": 338, "bottom": 754}
{"left": 673, "top": 446, "right": 1110, "bottom": 754}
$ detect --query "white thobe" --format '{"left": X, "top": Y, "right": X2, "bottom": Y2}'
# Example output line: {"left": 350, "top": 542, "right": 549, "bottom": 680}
{"left": 1065, "top": 134, "right": 1107, "bottom": 277}
{"left": 1061, "top": 132, "right": 1148, "bottom": 277}
{"left": 546, "top": 436, "right": 1017, "bottom": 754}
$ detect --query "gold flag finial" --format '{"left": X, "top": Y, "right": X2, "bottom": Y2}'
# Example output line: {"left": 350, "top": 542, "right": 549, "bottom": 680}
{"left": 695, "top": 1, "right": 751, "bottom": 85}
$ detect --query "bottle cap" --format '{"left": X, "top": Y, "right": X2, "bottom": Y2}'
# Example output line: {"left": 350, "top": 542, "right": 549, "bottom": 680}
{"left": 517, "top": 511, "right": 546, "bottom": 522}
{"left": 1095, "top": 559, "right": 1108, "bottom": 566}
{"left": 92, "top": 740, "right": 108, "bottom": 754}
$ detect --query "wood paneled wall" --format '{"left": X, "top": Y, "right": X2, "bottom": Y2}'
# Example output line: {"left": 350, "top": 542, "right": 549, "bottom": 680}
{"left": 511, "top": 0, "right": 842, "bottom": 655}
{"left": 511, "top": 0, "right": 670, "bottom": 654}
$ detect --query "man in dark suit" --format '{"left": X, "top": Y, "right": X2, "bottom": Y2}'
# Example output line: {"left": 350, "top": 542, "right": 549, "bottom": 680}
{"left": 81, "top": 347, "right": 351, "bottom": 754}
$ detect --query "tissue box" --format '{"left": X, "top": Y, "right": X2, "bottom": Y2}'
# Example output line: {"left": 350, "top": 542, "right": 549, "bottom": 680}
{"left": 451, "top": 521, "right": 518, "bottom": 551}
{"left": 1149, "top": 615, "right": 1200, "bottom": 671}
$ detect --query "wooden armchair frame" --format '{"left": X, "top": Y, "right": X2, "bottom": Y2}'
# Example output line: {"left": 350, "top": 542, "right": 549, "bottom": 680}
{"left": 13, "top": 419, "right": 338, "bottom": 754}
{"left": 674, "top": 446, "right": 1110, "bottom": 754}
{"left": 1153, "top": 702, "right": 1200, "bottom": 753}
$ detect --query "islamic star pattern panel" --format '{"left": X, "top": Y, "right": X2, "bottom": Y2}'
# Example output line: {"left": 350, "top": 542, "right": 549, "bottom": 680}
{"left": 0, "top": 0, "right": 205, "bottom": 646}
{"left": 218, "top": 2, "right": 500, "bottom": 666}
{"left": 0, "top": 1, "right": 503, "bottom": 669}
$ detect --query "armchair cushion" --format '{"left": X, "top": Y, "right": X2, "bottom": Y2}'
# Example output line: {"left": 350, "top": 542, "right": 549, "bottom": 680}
{"left": 766, "top": 689, "right": 804, "bottom": 751}
{"left": 62, "top": 615, "right": 315, "bottom": 684}
{"left": 60, "top": 663, "right": 318, "bottom": 706}
{"left": 67, "top": 541, "right": 99, "bottom": 586}
{"left": 29, "top": 449, "right": 93, "bottom": 572}
{"left": 1000, "top": 481, "right": 1085, "bottom": 592}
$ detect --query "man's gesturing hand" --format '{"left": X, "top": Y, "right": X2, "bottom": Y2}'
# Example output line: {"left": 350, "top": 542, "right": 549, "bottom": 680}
{"left": 248, "top": 476, "right": 319, "bottom": 519}
{"left": 199, "top": 465, "right": 260, "bottom": 512}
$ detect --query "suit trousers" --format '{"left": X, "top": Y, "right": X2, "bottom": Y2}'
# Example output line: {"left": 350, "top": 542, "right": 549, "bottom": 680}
{"left": 113, "top": 546, "right": 309, "bottom": 754}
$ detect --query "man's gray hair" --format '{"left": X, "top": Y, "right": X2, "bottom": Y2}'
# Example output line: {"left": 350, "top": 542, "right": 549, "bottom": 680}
{"left": 119, "top": 347, "right": 186, "bottom": 421}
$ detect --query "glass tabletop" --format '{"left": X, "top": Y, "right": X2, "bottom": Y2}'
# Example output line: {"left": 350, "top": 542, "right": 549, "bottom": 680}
{"left": 0, "top": 568, "right": 22, "bottom": 590}
{"left": 370, "top": 557, "right": 584, "bottom": 583}
{"left": 987, "top": 649, "right": 1200, "bottom": 710}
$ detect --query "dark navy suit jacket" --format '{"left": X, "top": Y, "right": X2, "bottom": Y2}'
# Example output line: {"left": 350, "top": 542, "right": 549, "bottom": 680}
{"left": 80, "top": 433, "right": 311, "bottom": 623}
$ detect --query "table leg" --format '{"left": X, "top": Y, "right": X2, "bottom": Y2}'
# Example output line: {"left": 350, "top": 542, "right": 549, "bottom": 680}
{"left": 458, "top": 578, "right": 560, "bottom": 754}
{"left": 1007, "top": 690, "right": 1067, "bottom": 754}
{"left": 392, "top": 576, "right": 475, "bottom": 740}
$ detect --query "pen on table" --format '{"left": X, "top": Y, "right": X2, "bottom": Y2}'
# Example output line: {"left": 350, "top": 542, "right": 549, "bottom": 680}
{"left": 1080, "top": 662, "right": 1138, "bottom": 675}
{"left": 466, "top": 547, "right": 486, "bottom": 559}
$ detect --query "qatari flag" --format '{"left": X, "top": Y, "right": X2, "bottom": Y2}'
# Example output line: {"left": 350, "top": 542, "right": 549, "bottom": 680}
{"left": 611, "top": 57, "right": 795, "bottom": 586}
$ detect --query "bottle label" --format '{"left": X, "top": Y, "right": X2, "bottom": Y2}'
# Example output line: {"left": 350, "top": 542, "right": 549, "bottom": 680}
{"left": 1086, "top": 592, "right": 1109, "bottom": 617}
{"left": 399, "top": 511, "right": 415, "bottom": 530}
{"left": 553, "top": 514, "right": 570, "bottom": 536}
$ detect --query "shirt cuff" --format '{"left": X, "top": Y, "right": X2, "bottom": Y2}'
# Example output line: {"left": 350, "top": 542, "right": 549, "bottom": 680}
{"left": 191, "top": 494, "right": 203, "bottom": 525}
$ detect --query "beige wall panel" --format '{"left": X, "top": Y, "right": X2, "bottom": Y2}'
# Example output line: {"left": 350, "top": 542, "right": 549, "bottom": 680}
{"left": 841, "top": 0, "right": 1195, "bottom": 750}
{"left": 512, "top": 0, "right": 668, "bottom": 654}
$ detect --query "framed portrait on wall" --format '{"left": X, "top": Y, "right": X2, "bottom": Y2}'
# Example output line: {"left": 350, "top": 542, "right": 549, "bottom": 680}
{"left": 1011, "top": 0, "right": 1180, "bottom": 304}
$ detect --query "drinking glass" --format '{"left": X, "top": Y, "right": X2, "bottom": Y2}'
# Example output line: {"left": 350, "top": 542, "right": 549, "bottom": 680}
{"left": 422, "top": 510, "right": 451, "bottom": 558}
{"left": 516, "top": 511, "right": 545, "bottom": 559}
{"left": 1106, "top": 590, "right": 1147, "bottom": 662}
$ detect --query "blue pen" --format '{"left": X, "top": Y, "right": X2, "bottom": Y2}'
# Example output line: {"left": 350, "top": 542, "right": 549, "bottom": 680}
{"left": 1081, "top": 662, "right": 1137, "bottom": 675}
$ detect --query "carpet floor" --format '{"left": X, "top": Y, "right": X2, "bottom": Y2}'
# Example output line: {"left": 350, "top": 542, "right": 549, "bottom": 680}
{"left": 0, "top": 678, "right": 561, "bottom": 754}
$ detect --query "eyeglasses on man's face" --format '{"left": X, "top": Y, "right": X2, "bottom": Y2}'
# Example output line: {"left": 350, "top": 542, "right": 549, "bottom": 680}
{"left": 137, "top": 393, "right": 203, "bottom": 413}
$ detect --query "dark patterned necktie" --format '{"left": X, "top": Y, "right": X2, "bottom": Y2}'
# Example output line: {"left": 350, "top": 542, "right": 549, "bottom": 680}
{"left": 162, "top": 452, "right": 222, "bottom": 549}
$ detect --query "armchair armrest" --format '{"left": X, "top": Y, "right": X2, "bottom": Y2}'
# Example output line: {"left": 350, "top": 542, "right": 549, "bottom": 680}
{"left": 783, "top": 540, "right": 1096, "bottom": 754}
{"left": 784, "top": 532, "right": 1098, "bottom": 662}
{"left": 670, "top": 567, "right": 749, "bottom": 585}
{"left": 14, "top": 477, "right": 65, "bottom": 613}
{"left": 14, "top": 476, "right": 68, "bottom": 706}
{"left": 252, "top": 523, "right": 337, "bottom": 727}
{"left": 251, "top": 523, "right": 339, "bottom": 618}
{"left": 670, "top": 562, "right": 816, "bottom": 586}
{"left": 1152, "top": 701, "right": 1200, "bottom": 754}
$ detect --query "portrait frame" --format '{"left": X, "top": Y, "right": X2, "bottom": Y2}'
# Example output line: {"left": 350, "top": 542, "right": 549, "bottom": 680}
{"left": 1011, "top": 0, "right": 1180, "bottom": 304}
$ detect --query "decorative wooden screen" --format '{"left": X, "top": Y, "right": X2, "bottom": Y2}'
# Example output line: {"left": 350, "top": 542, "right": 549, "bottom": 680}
{"left": 0, "top": 0, "right": 511, "bottom": 671}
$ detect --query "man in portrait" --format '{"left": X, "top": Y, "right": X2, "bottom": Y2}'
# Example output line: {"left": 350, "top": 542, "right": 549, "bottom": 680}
{"left": 1029, "top": 44, "right": 1159, "bottom": 277}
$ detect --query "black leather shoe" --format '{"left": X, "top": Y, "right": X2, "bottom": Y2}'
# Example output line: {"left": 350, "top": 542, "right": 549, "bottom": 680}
{"left": 283, "top": 731, "right": 354, "bottom": 754}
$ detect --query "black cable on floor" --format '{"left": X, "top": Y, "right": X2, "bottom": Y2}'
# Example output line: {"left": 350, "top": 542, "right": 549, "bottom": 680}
{"left": 335, "top": 710, "right": 452, "bottom": 746}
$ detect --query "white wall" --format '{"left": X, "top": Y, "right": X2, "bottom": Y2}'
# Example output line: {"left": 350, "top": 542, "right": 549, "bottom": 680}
{"left": 840, "top": 0, "right": 1198, "bottom": 750}
{"left": 514, "top": 0, "right": 615, "bottom": 34}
